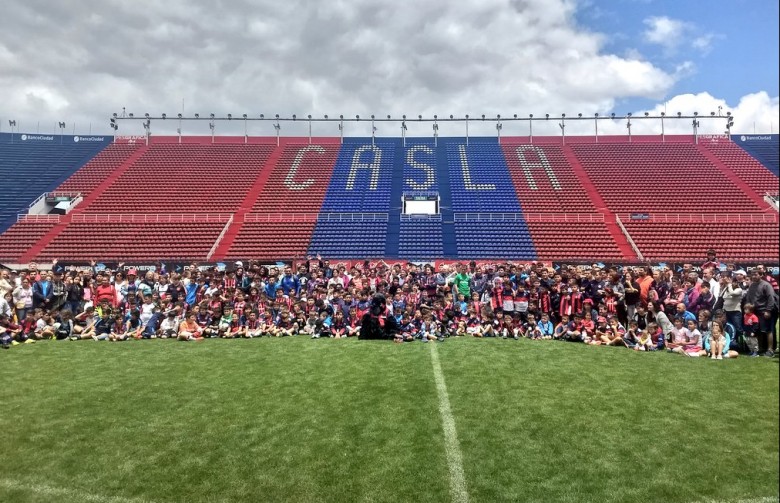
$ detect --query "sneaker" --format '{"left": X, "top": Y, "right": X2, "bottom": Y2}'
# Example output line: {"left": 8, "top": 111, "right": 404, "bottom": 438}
{"left": 710, "top": 355, "right": 716, "bottom": 359}
{"left": 750, "top": 352, "right": 760, "bottom": 357}
{"left": 514, "top": 335, "right": 519, "bottom": 340}
{"left": 716, "top": 355, "right": 723, "bottom": 360}
{"left": 70, "top": 335, "right": 79, "bottom": 341}
{"left": 24, "top": 339, "right": 36, "bottom": 344}
{"left": 11, "top": 340, "right": 20, "bottom": 346}
{"left": 764, "top": 350, "right": 775, "bottom": 358}
{"left": 311, "top": 334, "right": 319, "bottom": 339}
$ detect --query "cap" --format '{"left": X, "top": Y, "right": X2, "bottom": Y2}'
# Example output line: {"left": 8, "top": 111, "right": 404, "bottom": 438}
{"left": 127, "top": 269, "right": 137, "bottom": 276}
{"left": 735, "top": 269, "right": 747, "bottom": 276}
{"left": 597, "top": 316, "right": 607, "bottom": 323}
{"left": 235, "top": 261, "right": 243, "bottom": 268}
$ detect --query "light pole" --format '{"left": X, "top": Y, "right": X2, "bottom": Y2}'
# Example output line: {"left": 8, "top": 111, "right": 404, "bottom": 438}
{"left": 559, "top": 113, "right": 566, "bottom": 145}
{"left": 496, "top": 115, "right": 502, "bottom": 144}
{"left": 58, "top": 121, "right": 66, "bottom": 144}
{"left": 274, "top": 114, "right": 281, "bottom": 147}
{"left": 8, "top": 120, "right": 16, "bottom": 144}
{"left": 308, "top": 115, "right": 312, "bottom": 145}
{"left": 692, "top": 112, "right": 700, "bottom": 144}
{"left": 338, "top": 115, "right": 344, "bottom": 144}
{"left": 626, "top": 113, "right": 632, "bottom": 142}
{"left": 371, "top": 115, "right": 376, "bottom": 146}
{"left": 594, "top": 113, "right": 599, "bottom": 142}
{"left": 529, "top": 114, "right": 533, "bottom": 143}
{"left": 401, "top": 115, "right": 407, "bottom": 147}
{"left": 465, "top": 114, "right": 469, "bottom": 147}
{"left": 433, "top": 115, "right": 439, "bottom": 147}
{"left": 725, "top": 112, "right": 734, "bottom": 138}
{"left": 660, "top": 112, "right": 665, "bottom": 143}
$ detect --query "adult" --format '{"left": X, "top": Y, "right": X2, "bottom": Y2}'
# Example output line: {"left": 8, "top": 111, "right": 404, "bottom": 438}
{"left": 648, "top": 301, "right": 674, "bottom": 344}
{"left": 623, "top": 271, "right": 641, "bottom": 323}
{"left": 32, "top": 272, "right": 53, "bottom": 310}
{"left": 636, "top": 267, "right": 655, "bottom": 306}
{"left": 0, "top": 269, "right": 14, "bottom": 298}
{"left": 359, "top": 294, "right": 399, "bottom": 340}
{"left": 12, "top": 278, "right": 33, "bottom": 321}
{"left": 745, "top": 270, "right": 778, "bottom": 357}
{"left": 718, "top": 274, "right": 743, "bottom": 335}
{"left": 452, "top": 264, "right": 471, "bottom": 298}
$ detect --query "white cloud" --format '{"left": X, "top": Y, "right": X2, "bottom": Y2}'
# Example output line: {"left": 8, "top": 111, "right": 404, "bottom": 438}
{"left": 643, "top": 16, "right": 689, "bottom": 50}
{"left": 0, "top": 1, "right": 771, "bottom": 139}
{"left": 642, "top": 15, "right": 718, "bottom": 57}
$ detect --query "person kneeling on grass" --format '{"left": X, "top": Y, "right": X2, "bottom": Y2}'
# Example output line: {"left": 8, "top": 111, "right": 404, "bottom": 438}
{"left": 178, "top": 313, "right": 204, "bottom": 341}
{"left": 0, "top": 313, "right": 25, "bottom": 348}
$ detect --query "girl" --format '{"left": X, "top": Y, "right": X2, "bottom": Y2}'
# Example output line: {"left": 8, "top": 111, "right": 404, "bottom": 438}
{"left": 602, "top": 317, "right": 627, "bottom": 346}
{"left": 537, "top": 312, "right": 554, "bottom": 339}
{"left": 671, "top": 319, "right": 702, "bottom": 357}
{"left": 12, "top": 278, "right": 33, "bottom": 323}
{"left": 330, "top": 311, "right": 347, "bottom": 338}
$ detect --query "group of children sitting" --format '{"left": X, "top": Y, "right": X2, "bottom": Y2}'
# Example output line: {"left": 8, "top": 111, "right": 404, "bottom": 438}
{"left": 0, "top": 286, "right": 747, "bottom": 362}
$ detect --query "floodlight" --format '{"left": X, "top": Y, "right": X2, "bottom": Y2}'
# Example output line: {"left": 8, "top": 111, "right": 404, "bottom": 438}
{"left": 529, "top": 114, "right": 533, "bottom": 118}
{"left": 710, "top": 111, "right": 715, "bottom": 116}
{"left": 194, "top": 113, "right": 199, "bottom": 118}
{"left": 162, "top": 113, "right": 166, "bottom": 119}
{"left": 227, "top": 114, "right": 232, "bottom": 120}
{"left": 324, "top": 115, "right": 328, "bottom": 119}
{"left": 129, "top": 113, "right": 134, "bottom": 118}
{"left": 112, "top": 113, "right": 117, "bottom": 118}
{"left": 387, "top": 115, "right": 391, "bottom": 119}
{"left": 561, "top": 113, "right": 565, "bottom": 118}
{"left": 144, "top": 113, "right": 149, "bottom": 118}
{"left": 178, "top": 113, "right": 183, "bottom": 119}
{"left": 694, "top": 111, "right": 698, "bottom": 116}
{"left": 371, "top": 115, "right": 375, "bottom": 119}
{"left": 210, "top": 113, "right": 215, "bottom": 119}
{"left": 594, "top": 113, "right": 599, "bottom": 117}
{"left": 545, "top": 114, "right": 549, "bottom": 119}
{"left": 660, "top": 112, "right": 665, "bottom": 116}
{"left": 356, "top": 115, "right": 360, "bottom": 120}
{"left": 292, "top": 114, "right": 296, "bottom": 120}
{"left": 610, "top": 113, "right": 615, "bottom": 118}
{"left": 677, "top": 112, "right": 682, "bottom": 117}
{"left": 451, "top": 115, "right": 455, "bottom": 119}
{"left": 578, "top": 113, "right": 582, "bottom": 117}
{"left": 645, "top": 112, "right": 649, "bottom": 116}
{"left": 308, "top": 115, "right": 312, "bottom": 119}
{"left": 260, "top": 114, "right": 264, "bottom": 119}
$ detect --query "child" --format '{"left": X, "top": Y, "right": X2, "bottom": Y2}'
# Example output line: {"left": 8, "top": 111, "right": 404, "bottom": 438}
{"left": 624, "top": 321, "right": 641, "bottom": 349}
{"left": 580, "top": 311, "right": 596, "bottom": 344}
{"left": 330, "top": 311, "right": 347, "bottom": 339}
{"left": 666, "top": 317, "right": 687, "bottom": 352}
{"left": 554, "top": 314, "right": 570, "bottom": 341}
{"left": 536, "top": 313, "right": 554, "bottom": 340}
{"left": 602, "top": 317, "right": 627, "bottom": 346}
{"left": 525, "top": 313, "right": 542, "bottom": 340}
{"left": 303, "top": 311, "right": 318, "bottom": 338}
{"left": 707, "top": 320, "right": 726, "bottom": 360}
{"left": 218, "top": 306, "right": 234, "bottom": 337}
{"left": 346, "top": 307, "right": 362, "bottom": 337}
{"left": 178, "top": 312, "right": 205, "bottom": 341}
{"left": 743, "top": 304, "right": 760, "bottom": 357}
{"left": 245, "top": 311, "right": 264, "bottom": 338}
{"left": 633, "top": 327, "right": 653, "bottom": 351}
{"left": 591, "top": 316, "right": 610, "bottom": 345}
{"left": 465, "top": 308, "right": 482, "bottom": 337}
{"left": 109, "top": 313, "right": 129, "bottom": 342}
{"left": 565, "top": 314, "right": 584, "bottom": 342}
{"left": 159, "top": 311, "right": 179, "bottom": 339}
{"left": 671, "top": 319, "right": 702, "bottom": 357}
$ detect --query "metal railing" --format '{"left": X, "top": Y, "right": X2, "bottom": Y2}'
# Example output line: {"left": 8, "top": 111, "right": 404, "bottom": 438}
{"left": 400, "top": 214, "right": 442, "bottom": 221}
{"left": 207, "top": 214, "right": 235, "bottom": 260}
{"left": 71, "top": 213, "right": 234, "bottom": 223}
{"left": 614, "top": 215, "right": 645, "bottom": 261}
{"left": 454, "top": 213, "right": 605, "bottom": 222}
{"left": 16, "top": 214, "right": 61, "bottom": 223}
{"left": 618, "top": 213, "right": 778, "bottom": 223}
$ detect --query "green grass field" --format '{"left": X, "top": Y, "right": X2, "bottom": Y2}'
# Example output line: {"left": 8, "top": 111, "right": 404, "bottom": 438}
{"left": 1, "top": 337, "right": 778, "bottom": 503}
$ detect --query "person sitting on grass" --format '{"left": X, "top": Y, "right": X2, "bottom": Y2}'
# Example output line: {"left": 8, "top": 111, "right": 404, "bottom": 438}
{"left": 245, "top": 311, "right": 265, "bottom": 338}
{"left": 590, "top": 316, "right": 610, "bottom": 345}
{"left": 330, "top": 310, "right": 347, "bottom": 339}
{"left": 217, "top": 306, "right": 234, "bottom": 338}
{"left": 565, "top": 313, "right": 584, "bottom": 342}
{"left": 109, "top": 313, "right": 130, "bottom": 342}
{"left": 71, "top": 305, "right": 98, "bottom": 340}
{"left": 92, "top": 309, "right": 114, "bottom": 341}
{"left": 536, "top": 312, "right": 554, "bottom": 339}
{"left": 665, "top": 317, "right": 688, "bottom": 352}
{"left": 702, "top": 320, "right": 727, "bottom": 360}
{"left": 465, "top": 308, "right": 482, "bottom": 337}
{"left": 178, "top": 312, "right": 205, "bottom": 341}
{"left": 229, "top": 312, "right": 247, "bottom": 338}
{"left": 601, "top": 317, "right": 627, "bottom": 347}
{"left": 670, "top": 319, "right": 702, "bottom": 357}
{"left": 553, "top": 314, "right": 570, "bottom": 340}
{"left": 159, "top": 311, "right": 179, "bottom": 339}
{"left": 634, "top": 327, "right": 653, "bottom": 351}
{"left": 0, "top": 313, "right": 24, "bottom": 348}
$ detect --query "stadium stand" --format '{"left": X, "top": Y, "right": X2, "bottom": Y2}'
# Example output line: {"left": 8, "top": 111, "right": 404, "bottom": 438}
{"left": 620, "top": 213, "right": 779, "bottom": 262}
{"left": 0, "top": 133, "right": 110, "bottom": 232}
{"left": 1, "top": 133, "right": 778, "bottom": 264}
{"left": 733, "top": 135, "right": 779, "bottom": 176}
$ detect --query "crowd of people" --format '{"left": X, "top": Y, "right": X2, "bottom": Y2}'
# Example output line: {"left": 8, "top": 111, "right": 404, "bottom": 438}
{"left": 1, "top": 250, "right": 778, "bottom": 359}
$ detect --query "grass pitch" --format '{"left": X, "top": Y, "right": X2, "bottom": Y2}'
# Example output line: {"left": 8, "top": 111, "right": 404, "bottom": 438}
{"left": 1, "top": 337, "right": 778, "bottom": 503}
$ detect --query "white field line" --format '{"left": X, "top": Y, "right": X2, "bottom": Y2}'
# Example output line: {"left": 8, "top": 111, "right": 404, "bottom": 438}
{"left": 0, "top": 478, "right": 157, "bottom": 503}
{"left": 430, "top": 342, "right": 469, "bottom": 503}
{"left": 694, "top": 497, "right": 779, "bottom": 503}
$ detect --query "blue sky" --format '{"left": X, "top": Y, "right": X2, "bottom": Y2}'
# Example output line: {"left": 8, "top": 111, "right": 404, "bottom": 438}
{"left": 576, "top": 0, "right": 779, "bottom": 112}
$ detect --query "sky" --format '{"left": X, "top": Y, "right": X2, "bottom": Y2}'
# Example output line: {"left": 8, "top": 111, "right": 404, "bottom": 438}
{"left": 0, "top": 0, "right": 778, "bottom": 138}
